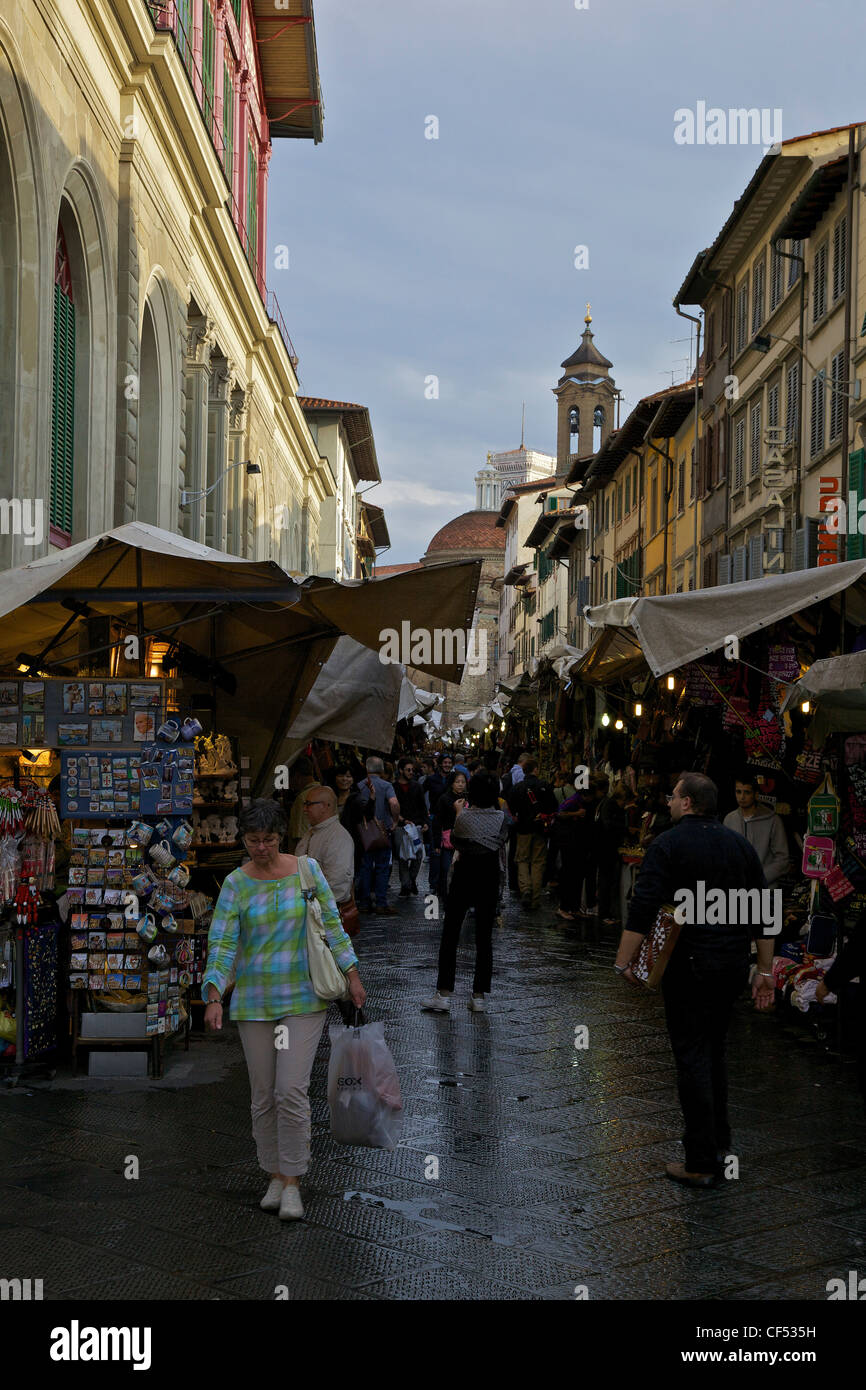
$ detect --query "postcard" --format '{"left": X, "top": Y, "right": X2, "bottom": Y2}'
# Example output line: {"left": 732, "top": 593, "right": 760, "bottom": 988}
{"left": 68, "top": 867, "right": 86, "bottom": 885}
{"left": 133, "top": 710, "right": 156, "bottom": 741}
{"left": 0, "top": 682, "right": 18, "bottom": 710}
{"left": 62, "top": 682, "right": 86, "bottom": 714}
{"left": 105, "top": 684, "right": 128, "bottom": 715}
{"left": 130, "top": 684, "right": 161, "bottom": 708}
{"left": 106, "top": 973, "right": 124, "bottom": 990}
{"left": 22, "top": 682, "right": 44, "bottom": 711}
{"left": 70, "top": 953, "right": 88, "bottom": 972}
{"left": 89, "top": 953, "right": 107, "bottom": 971}
{"left": 69, "top": 974, "right": 88, "bottom": 990}
{"left": 92, "top": 718, "right": 123, "bottom": 744}
{"left": 125, "top": 973, "right": 143, "bottom": 992}
{"left": 21, "top": 714, "right": 45, "bottom": 745}
{"left": 88, "top": 931, "right": 106, "bottom": 949}
{"left": 0, "top": 721, "right": 17, "bottom": 744}
{"left": 58, "top": 723, "right": 88, "bottom": 746}
{"left": 85, "top": 888, "right": 103, "bottom": 905}
{"left": 88, "top": 974, "right": 104, "bottom": 991}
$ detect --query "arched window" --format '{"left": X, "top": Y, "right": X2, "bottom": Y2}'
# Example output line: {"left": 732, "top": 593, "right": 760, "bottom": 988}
{"left": 51, "top": 226, "right": 75, "bottom": 542}
{"left": 138, "top": 299, "right": 160, "bottom": 525}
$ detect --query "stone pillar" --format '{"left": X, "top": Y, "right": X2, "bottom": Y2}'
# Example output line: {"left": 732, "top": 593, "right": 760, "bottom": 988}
{"left": 115, "top": 111, "right": 141, "bottom": 524}
{"left": 257, "top": 142, "right": 271, "bottom": 298}
{"left": 237, "top": 69, "right": 250, "bottom": 232}
{"left": 206, "top": 355, "right": 233, "bottom": 552}
{"left": 183, "top": 313, "right": 213, "bottom": 543}
{"left": 228, "top": 382, "right": 251, "bottom": 554}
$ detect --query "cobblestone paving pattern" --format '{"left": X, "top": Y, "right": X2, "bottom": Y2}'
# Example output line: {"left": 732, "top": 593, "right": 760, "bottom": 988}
{"left": 2, "top": 880, "right": 865, "bottom": 1300}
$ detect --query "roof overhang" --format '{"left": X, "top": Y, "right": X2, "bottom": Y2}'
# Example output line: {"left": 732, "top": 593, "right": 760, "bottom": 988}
{"left": 773, "top": 154, "right": 850, "bottom": 243}
{"left": 252, "top": 0, "right": 324, "bottom": 142}
{"left": 360, "top": 502, "right": 389, "bottom": 549}
{"left": 298, "top": 399, "right": 379, "bottom": 482}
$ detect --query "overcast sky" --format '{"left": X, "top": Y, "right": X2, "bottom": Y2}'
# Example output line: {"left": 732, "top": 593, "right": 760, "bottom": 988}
{"left": 266, "top": 0, "right": 865, "bottom": 563}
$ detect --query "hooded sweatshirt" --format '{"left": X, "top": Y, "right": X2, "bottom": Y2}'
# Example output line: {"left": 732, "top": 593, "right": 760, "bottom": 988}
{"left": 722, "top": 805, "right": 790, "bottom": 884}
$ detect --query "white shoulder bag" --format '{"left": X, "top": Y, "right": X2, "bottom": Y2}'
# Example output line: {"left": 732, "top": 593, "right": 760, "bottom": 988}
{"left": 297, "top": 855, "right": 350, "bottom": 1001}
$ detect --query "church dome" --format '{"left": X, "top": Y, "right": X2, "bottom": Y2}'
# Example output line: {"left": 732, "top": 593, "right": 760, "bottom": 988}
{"left": 561, "top": 325, "right": 613, "bottom": 372}
{"left": 425, "top": 510, "right": 506, "bottom": 555}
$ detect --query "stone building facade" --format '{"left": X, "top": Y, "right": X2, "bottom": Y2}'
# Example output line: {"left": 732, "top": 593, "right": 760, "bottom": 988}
{"left": 0, "top": 0, "right": 335, "bottom": 571}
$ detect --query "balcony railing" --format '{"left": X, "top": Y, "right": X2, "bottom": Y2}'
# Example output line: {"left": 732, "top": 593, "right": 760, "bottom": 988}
{"left": 145, "top": 1, "right": 299, "bottom": 373}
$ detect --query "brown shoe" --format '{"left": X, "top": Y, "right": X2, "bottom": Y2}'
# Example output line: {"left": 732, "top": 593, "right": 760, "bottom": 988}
{"left": 375, "top": 905, "right": 399, "bottom": 916}
{"left": 664, "top": 1161, "right": 717, "bottom": 1188}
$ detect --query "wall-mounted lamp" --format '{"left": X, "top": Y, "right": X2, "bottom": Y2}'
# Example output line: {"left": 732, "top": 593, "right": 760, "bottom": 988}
{"left": 181, "top": 460, "right": 261, "bottom": 507}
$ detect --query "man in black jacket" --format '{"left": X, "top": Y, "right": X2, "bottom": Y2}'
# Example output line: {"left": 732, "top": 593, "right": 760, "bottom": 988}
{"left": 508, "top": 759, "right": 557, "bottom": 910}
{"left": 614, "top": 772, "right": 776, "bottom": 1187}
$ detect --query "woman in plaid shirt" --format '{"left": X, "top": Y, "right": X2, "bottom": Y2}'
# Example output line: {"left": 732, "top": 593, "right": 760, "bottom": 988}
{"left": 203, "top": 800, "right": 366, "bottom": 1221}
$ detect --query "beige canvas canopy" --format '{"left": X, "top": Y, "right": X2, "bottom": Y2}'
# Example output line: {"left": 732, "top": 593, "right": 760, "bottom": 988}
{"left": 0, "top": 523, "right": 480, "bottom": 793}
{"left": 578, "top": 559, "right": 866, "bottom": 683}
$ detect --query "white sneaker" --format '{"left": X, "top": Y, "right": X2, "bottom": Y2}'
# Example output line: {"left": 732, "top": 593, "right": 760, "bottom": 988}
{"left": 279, "top": 1184, "right": 304, "bottom": 1221}
{"left": 260, "top": 1178, "right": 284, "bottom": 1213}
{"left": 468, "top": 994, "right": 486, "bottom": 1012}
{"left": 421, "top": 991, "right": 451, "bottom": 1013}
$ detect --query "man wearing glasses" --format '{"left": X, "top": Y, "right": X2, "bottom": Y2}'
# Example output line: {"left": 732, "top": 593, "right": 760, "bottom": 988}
{"left": 295, "top": 786, "right": 356, "bottom": 909}
{"left": 614, "top": 772, "right": 776, "bottom": 1188}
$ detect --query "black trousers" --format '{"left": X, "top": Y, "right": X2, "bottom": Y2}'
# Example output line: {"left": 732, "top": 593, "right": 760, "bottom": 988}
{"left": 436, "top": 852, "right": 499, "bottom": 994}
{"left": 559, "top": 839, "right": 595, "bottom": 913}
{"left": 661, "top": 953, "right": 749, "bottom": 1174}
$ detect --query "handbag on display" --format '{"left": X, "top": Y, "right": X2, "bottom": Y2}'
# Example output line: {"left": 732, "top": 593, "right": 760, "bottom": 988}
{"left": 624, "top": 906, "right": 681, "bottom": 992}
{"left": 297, "top": 855, "right": 350, "bottom": 1002}
{"left": 804, "top": 882, "right": 839, "bottom": 954}
{"left": 807, "top": 774, "right": 840, "bottom": 834}
{"left": 801, "top": 835, "right": 836, "bottom": 879}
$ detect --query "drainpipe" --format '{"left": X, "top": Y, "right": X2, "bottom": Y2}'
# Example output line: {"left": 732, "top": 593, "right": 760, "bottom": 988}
{"left": 840, "top": 128, "right": 857, "bottom": 572}
{"left": 644, "top": 424, "right": 676, "bottom": 596}
{"left": 674, "top": 305, "right": 702, "bottom": 588}
{"left": 772, "top": 240, "right": 806, "bottom": 544}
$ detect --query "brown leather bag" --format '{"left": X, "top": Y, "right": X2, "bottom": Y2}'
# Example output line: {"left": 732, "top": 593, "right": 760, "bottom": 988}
{"left": 337, "top": 893, "right": 361, "bottom": 938}
{"left": 625, "top": 906, "right": 681, "bottom": 991}
{"left": 359, "top": 777, "right": 390, "bottom": 853}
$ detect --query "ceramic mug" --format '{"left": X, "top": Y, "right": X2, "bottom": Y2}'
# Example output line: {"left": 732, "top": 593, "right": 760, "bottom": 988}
{"left": 128, "top": 820, "right": 153, "bottom": 847}
{"left": 172, "top": 821, "right": 193, "bottom": 852}
{"left": 137, "top": 911, "right": 158, "bottom": 943}
{"left": 150, "top": 886, "right": 175, "bottom": 912}
{"left": 161, "top": 913, "right": 178, "bottom": 933}
{"left": 168, "top": 864, "right": 190, "bottom": 888}
{"left": 149, "top": 839, "right": 175, "bottom": 869}
{"left": 154, "top": 818, "right": 172, "bottom": 840}
{"left": 130, "top": 871, "right": 152, "bottom": 896}
{"left": 181, "top": 717, "right": 203, "bottom": 742}
{"left": 147, "top": 942, "right": 169, "bottom": 966}
{"left": 157, "top": 719, "right": 180, "bottom": 744}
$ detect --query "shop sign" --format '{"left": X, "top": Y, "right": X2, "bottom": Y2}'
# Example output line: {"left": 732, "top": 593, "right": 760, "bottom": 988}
{"left": 818, "top": 476, "right": 840, "bottom": 566}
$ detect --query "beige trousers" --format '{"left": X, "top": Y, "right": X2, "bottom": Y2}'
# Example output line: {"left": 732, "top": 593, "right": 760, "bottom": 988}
{"left": 237, "top": 1011, "right": 327, "bottom": 1177}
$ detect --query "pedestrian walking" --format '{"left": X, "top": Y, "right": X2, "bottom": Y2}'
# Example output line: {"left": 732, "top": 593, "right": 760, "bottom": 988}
{"left": 326, "top": 762, "right": 366, "bottom": 873}
{"left": 356, "top": 757, "right": 401, "bottom": 916}
{"left": 555, "top": 784, "right": 594, "bottom": 921}
{"left": 508, "top": 758, "right": 557, "bottom": 911}
{"left": 435, "top": 770, "right": 468, "bottom": 898}
{"left": 202, "top": 799, "right": 366, "bottom": 1220}
{"left": 394, "top": 756, "right": 428, "bottom": 897}
{"left": 296, "top": 784, "right": 361, "bottom": 1026}
{"left": 421, "top": 772, "right": 508, "bottom": 1014}
{"left": 614, "top": 772, "right": 775, "bottom": 1187}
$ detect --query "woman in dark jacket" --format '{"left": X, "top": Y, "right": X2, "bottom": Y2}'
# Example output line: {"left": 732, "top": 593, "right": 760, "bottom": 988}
{"left": 394, "top": 756, "right": 429, "bottom": 896}
{"left": 433, "top": 770, "right": 467, "bottom": 897}
{"left": 327, "top": 763, "right": 366, "bottom": 872}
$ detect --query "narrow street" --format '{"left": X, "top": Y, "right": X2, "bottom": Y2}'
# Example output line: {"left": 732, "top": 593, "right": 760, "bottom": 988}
{"left": 3, "top": 881, "right": 865, "bottom": 1301}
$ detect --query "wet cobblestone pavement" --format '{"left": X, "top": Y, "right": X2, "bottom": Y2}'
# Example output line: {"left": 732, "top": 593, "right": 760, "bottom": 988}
{"left": 2, "top": 880, "right": 866, "bottom": 1301}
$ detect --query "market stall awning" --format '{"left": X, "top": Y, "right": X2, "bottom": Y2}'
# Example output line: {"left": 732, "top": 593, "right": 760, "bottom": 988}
{"left": 0, "top": 523, "right": 481, "bottom": 792}
{"left": 283, "top": 636, "right": 405, "bottom": 758}
{"left": 579, "top": 559, "right": 866, "bottom": 682}
{"left": 780, "top": 650, "right": 866, "bottom": 734}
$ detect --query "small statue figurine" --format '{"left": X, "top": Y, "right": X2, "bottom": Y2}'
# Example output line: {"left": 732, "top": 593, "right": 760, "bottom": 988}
{"left": 15, "top": 876, "right": 40, "bottom": 927}
{"left": 213, "top": 734, "right": 237, "bottom": 775}
{"left": 196, "top": 735, "right": 219, "bottom": 776}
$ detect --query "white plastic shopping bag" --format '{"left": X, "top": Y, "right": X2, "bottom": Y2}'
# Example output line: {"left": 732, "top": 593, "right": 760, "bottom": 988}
{"left": 327, "top": 1018, "right": 403, "bottom": 1148}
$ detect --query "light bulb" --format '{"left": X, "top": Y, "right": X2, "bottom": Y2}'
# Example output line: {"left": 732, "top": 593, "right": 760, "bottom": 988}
{"left": 666, "top": 676, "right": 675, "bottom": 691}
{"left": 634, "top": 703, "right": 642, "bottom": 716}
{"left": 801, "top": 700, "right": 811, "bottom": 714}
{"left": 601, "top": 713, "right": 610, "bottom": 727}
{"left": 614, "top": 719, "right": 624, "bottom": 730}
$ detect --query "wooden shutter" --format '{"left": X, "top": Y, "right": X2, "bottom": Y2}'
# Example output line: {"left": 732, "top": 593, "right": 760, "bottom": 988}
{"left": 202, "top": 3, "right": 215, "bottom": 134}
{"left": 810, "top": 373, "right": 825, "bottom": 458}
{"left": 785, "top": 360, "right": 800, "bottom": 443}
{"left": 829, "top": 351, "right": 845, "bottom": 441}
{"left": 794, "top": 518, "right": 819, "bottom": 571}
{"left": 223, "top": 62, "right": 234, "bottom": 185}
{"left": 833, "top": 216, "right": 847, "bottom": 303}
{"left": 732, "top": 545, "right": 748, "bottom": 583}
{"left": 748, "top": 534, "right": 764, "bottom": 579}
{"left": 718, "top": 554, "right": 732, "bottom": 585}
{"left": 750, "top": 399, "right": 762, "bottom": 477}
{"left": 813, "top": 243, "right": 827, "bottom": 322}
{"left": 849, "top": 449, "right": 866, "bottom": 562}
{"left": 752, "top": 256, "right": 765, "bottom": 333}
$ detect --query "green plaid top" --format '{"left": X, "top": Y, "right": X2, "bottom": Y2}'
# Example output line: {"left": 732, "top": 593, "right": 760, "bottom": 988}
{"left": 202, "top": 859, "right": 358, "bottom": 1020}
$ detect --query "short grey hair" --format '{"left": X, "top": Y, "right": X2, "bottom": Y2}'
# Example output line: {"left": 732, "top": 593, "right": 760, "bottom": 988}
{"left": 238, "top": 799, "right": 288, "bottom": 839}
{"left": 365, "top": 756, "right": 384, "bottom": 775}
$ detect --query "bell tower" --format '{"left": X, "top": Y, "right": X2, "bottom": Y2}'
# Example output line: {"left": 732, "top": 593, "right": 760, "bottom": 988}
{"left": 552, "top": 305, "right": 617, "bottom": 479}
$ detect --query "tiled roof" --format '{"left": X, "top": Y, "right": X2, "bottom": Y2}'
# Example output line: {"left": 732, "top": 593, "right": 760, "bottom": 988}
{"left": 425, "top": 510, "right": 507, "bottom": 554}
{"left": 373, "top": 562, "right": 423, "bottom": 576}
{"left": 504, "top": 475, "right": 558, "bottom": 494}
{"left": 298, "top": 396, "right": 365, "bottom": 411}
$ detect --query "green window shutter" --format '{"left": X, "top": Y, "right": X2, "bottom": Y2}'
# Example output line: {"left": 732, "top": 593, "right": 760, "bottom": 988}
{"left": 231, "top": 0, "right": 242, "bottom": 23}
{"left": 202, "top": 3, "right": 215, "bottom": 135}
{"left": 51, "top": 282, "right": 75, "bottom": 536}
{"left": 849, "top": 449, "right": 866, "bottom": 560}
{"left": 176, "top": 0, "right": 193, "bottom": 77}
{"left": 223, "top": 63, "right": 234, "bottom": 184}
